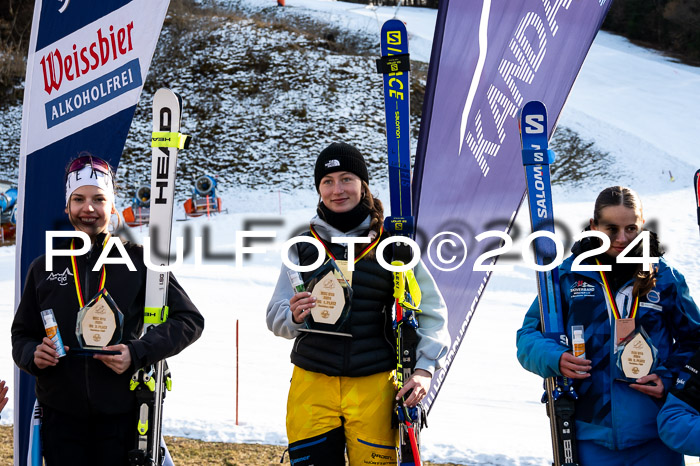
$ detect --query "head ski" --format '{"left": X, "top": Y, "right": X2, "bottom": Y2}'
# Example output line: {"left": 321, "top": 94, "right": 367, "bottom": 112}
{"left": 129, "top": 88, "right": 190, "bottom": 466}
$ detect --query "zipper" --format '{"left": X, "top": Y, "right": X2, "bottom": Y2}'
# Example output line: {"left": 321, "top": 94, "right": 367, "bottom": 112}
{"left": 586, "top": 271, "right": 618, "bottom": 447}
{"left": 609, "top": 331, "right": 618, "bottom": 449}
{"left": 572, "top": 269, "right": 634, "bottom": 448}
{"left": 293, "top": 332, "right": 308, "bottom": 353}
{"left": 82, "top": 241, "right": 100, "bottom": 404}
{"left": 608, "top": 280, "right": 634, "bottom": 449}
{"left": 343, "top": 336, "right": 351, "bottom": 374}
{"left": 381, "top": 305, "right": 394, "bottom": 352}
{"left": 80, "top": 251, "right": 92, "bottom": 403}
{"left": 342, "top": 242, "right": 351, "bottom": 374}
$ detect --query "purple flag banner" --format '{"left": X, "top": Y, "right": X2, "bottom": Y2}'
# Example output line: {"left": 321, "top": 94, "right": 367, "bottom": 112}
{"left": 413, "top": 0, "right": 613, "bottom": 412}
{"left": 14, "top": 1, "right": 170, "bottom": 464}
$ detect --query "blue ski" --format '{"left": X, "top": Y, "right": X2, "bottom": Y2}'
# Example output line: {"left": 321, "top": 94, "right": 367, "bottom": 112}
{"left": 378, "top": 19, "right": 413, "bottom": 239}
{"left": 378, "top": 19, "right": 423, "bottom": 466}
{"left": 520, "top": 101, "right": 578, "bottom": 466}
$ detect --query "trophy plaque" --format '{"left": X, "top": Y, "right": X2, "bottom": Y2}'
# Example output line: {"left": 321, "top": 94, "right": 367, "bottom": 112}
{"left": 298, "top": 259, "right": 353, "bottom": 337}
{"left": 74, "top": 289, "right": 124, "bottom": 355}
{"left": 617, "top": 328, "right": 657, "bottom": 382}
{"left": 310, "top": 271, "right": 346, "bottom": 326}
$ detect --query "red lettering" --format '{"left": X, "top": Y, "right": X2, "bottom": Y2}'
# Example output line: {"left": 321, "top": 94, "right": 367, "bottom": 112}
{"left": 126, "top": 22, "right": 134, "bottom": 51}
{"left": 109, "top": 25, "right": 117, "bottom": 61}
{"left": 72, "top": 45, "right": 80, "bottom": 78}
{"left": 64, "top": 53, "right": 73, "bottom": 81}
{"left": 40, "top": 49, "right": 62, "bottom": 94}
{"left": 117, "top": 28, "right": 127, "bottom": 55}
{"left": 38, "top": 21, "right": 135, "bottom": 94}
{"left": 89, "top": 43, "right": 99, "bottom": 70}
{"left": 40, "top": 56, "right": 47, "bottom": 90}
{"left": 98, "top": 28, "right": 110, "bottom": 65}
{"left": 79, "top": 46, "right": 90, "bottom": 75}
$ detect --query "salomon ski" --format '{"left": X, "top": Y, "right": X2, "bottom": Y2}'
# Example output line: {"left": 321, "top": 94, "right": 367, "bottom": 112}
{"left": 377, "top": 19, "right": 423, "bottom": 465}
{"left": 520, "top": 100, "right": 578, "bottom": 466}
{"left": 129, "top": 88, "right": 190, "bottom": 465}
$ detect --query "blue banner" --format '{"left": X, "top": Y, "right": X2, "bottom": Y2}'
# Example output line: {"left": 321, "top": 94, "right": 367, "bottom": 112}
{"left": 14, "top": 1, "right": 170, "bottom": 464}
{"left": 413, "top": 0, "right": 613, "bottom": 412}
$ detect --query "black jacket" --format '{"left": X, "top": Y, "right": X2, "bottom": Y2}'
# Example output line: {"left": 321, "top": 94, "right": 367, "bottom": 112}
{"left": 291, "top": 235, "right": 396, "bottom": 376}
{"left": 11, "top": 234, "right": 204, "bottom": 417}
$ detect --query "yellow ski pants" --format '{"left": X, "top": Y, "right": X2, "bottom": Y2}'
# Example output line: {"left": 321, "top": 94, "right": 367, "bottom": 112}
{"left": 286, "top": 365, "right": 397, "bottom": 465}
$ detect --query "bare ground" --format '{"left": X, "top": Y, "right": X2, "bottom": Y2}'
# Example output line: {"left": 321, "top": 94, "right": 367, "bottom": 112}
{"left": 0, "top": 425, "right": 465, "bottom": 465}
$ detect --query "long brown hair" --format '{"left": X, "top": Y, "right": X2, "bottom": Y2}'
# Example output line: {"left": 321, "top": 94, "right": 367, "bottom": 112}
{"left": 593, "top": 186, "right": 656, "bottom": 298}
{"left": 360, "top": 181, "right": 384, "bottom": 260}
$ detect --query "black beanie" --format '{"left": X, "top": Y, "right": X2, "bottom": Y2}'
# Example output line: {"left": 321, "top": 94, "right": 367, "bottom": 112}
{"left": 314, "top": 142, "right": 369, "bottom": 191}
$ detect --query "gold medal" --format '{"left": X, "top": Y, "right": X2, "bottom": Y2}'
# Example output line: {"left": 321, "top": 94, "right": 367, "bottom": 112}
{"left": 334, "top": 260, "right": 353, "bottom": 287}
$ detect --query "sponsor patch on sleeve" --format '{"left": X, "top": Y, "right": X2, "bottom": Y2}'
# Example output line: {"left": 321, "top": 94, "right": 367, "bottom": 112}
{"left": 639, "top": 302, "right": 662, "bottom": 312}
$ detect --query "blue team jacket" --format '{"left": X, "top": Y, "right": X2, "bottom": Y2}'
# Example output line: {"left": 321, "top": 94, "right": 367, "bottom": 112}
{"left": 658, "top": 392, "right": 700, "bottom": 456}
{"left": 517, "top": 255, "right": 700, "bottom": 450}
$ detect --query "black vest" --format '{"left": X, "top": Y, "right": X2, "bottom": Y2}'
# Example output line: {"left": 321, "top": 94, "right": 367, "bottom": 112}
{"left": 291, "top": 235, "right": 396, "bottom": 376}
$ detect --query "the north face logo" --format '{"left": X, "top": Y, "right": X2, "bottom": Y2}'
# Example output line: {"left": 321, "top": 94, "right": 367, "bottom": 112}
{"left": 325, "top": 159, "right": 340, "bottom": 169}
{"left": 47, "top": 267, "right": 73, "bottom": 286}
{"left": 570, "top": 280, "right": 595, "bottom": 299}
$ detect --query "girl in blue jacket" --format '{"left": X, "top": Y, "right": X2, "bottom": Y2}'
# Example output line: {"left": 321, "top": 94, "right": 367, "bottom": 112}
{"left": 517, "top": 186, "right": 700, "bottom": 465}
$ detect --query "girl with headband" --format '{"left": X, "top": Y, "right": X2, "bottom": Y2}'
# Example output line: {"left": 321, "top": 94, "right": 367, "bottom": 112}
{"left": 11, "top": 153, "right": 204, "bottom": 465}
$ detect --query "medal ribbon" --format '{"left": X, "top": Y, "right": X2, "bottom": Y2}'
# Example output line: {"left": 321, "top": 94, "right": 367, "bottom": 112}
{"left": 595, "top": 258, "right": 639, "bottom": 320}
{"left": 70, "top": 236, "right": 108, "bottom": 308}
{"left": 309, "top": 225, "right": 384, "bottom": 264}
